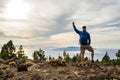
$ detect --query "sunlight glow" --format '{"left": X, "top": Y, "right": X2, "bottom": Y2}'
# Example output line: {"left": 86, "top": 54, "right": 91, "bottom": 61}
{"left": 4, "top": 0, "right": 30, "bottom": 20}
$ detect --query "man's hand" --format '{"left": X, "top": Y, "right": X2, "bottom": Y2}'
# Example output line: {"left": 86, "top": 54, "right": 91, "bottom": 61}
{"left": 72, "top": 22, "right": 75, "bottom": 25}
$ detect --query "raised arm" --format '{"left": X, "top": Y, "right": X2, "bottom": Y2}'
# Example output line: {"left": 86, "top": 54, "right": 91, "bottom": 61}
{"left": 72, "top": 22, "right": 81, "bottom": 34}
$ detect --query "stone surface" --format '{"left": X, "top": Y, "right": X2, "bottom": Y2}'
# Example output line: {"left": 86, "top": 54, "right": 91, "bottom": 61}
{"left": 0, "top": 59, "right": 120, "bottom": 80}
{"left": 17, "top": 64, "right": 28, "bottom": 72}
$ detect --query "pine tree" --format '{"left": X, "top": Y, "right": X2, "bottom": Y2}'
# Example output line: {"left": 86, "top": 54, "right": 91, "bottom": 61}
{"left": 72, "top": 54, "right": 81, "bottom": 62}
{"left": 0, "top": 40, "right": 16, "bottom": 60}
{"left": 116, "top": 50, "right": 120, "bottom": 59}
{"left": 102, "top": 51, "right": 110, "bottom": 63}
{"left": 38, "top": 49, "right": 46, "bottom": 61}
{"left": 49, "top": 55, "right": 52, "bottom": 60}
{"left": 84, "top": 56, "right": 89, "bottom": 61}
{"left": 65, "top": 53, "right": 71, "bottom": 63}
{"left": 115, "top": 50, "right": 120, "bottom": 65}
{"left": 58, "top": 55, "right": 63, "bottom": 61}
{"left": 62, "top": 50, "right": 71, "bottom": 62}
{"left": 32, "top": 49, "right": 46, "bottom": 62}
{"left": 17, "top": 45, "right": 27, "bottom": 59}
{"left": 63, "top": 50, "right": 67, "bottom": 60}
{"left": 33, "top": 51, "right": 39, "bottom": 62}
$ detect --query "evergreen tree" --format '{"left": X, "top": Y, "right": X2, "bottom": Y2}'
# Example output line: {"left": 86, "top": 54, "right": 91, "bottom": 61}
{"left": 72, "top": 55, "right": 77, "bottom": 62}
{"left": 110, "top": 59, "right": 116, "bottom": 65}
{"left": 114, "top": 50, "right": 120, "bottom": 65}
{"left": 0, "top": 40, "right": 16, "bottom": 60}
{"left": 58, "top": 55, "right": 63, "bottom": 61}
{"left": 96, "top": 59, "right": 99, "bottom": 62}
{"left": 38, "top": 49, "right": 46, "bottom": 61}
{"left": 62, "top": 50, "right": 71, "bottom": 62}
{"left": 63, "top": 50, "right": 67, "bottom": 60}
{"left": 17, "top": 45, "right": 27, "bottom": 59}
{"left": 102, "top": 51, "right": 110, "bottom": 63}
{"left": 65, "top": 53, "right": 71, "bottom": 63}
{"left": 33, "top": 51, "right": 39, "bottom": 61}
{"left": 116, "top": 50, "right": 120, "bottom": 59}
{"left": 49, "top": 55, "right": 52, "bottom": 60}
{"left": 84, "top": 56, "right": 89, "bottom": 61}
{"left": 32, "top": 49, "right": 46, "bottom": 62}
{"left": 72, "top": 54, "right": 81, "bottom": 62}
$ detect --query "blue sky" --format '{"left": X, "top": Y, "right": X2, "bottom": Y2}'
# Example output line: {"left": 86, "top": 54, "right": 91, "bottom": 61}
{"left": 0, "top": 0, "right": 120, "bottom": 50}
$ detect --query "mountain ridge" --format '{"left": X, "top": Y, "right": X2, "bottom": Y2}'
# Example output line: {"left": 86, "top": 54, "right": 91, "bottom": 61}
{"left": 52, "top": 46, "right": 80, "bottom": 51}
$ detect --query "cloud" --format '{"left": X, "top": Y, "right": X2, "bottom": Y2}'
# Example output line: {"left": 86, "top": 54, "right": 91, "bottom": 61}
{"left": 0, "top": 0, "right": 120, "bottom": 49}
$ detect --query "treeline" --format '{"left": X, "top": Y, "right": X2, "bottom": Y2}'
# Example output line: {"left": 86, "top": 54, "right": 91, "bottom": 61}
{"left": 32, "top": 45, "right": 120, "bottom": 65}
{"left": 0, "top": 40, "right": 27, "bottom": 60}
{"left": 0, "top": 40, "right": 120, "bottom": 65}
{"left": 101, "top": 51, "right": 120, "bottom": 65}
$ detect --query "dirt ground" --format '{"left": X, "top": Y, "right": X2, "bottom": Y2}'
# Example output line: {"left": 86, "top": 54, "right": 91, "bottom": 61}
{"left": 0, "top": 59, "right": 120, "bottom": 80}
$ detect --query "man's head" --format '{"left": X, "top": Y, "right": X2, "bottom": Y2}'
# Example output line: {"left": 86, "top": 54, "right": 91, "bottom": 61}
{"left": 82, "top": 26, "right": 86, "bottom": 31}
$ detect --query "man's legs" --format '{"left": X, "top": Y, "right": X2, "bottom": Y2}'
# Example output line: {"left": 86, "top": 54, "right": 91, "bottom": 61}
{"left": 80, "top": 45, "right": 85, "bottom": 63}
{"left": 85, "top": 45, "right": 94, "bottom": 62}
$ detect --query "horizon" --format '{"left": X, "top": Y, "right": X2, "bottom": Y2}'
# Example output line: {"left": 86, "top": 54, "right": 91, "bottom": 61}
{"left": 0, "top": 0, "right": 120, "bottom": 51}
{"left": 0, "top": 41, "right": 119, "bottom": 60}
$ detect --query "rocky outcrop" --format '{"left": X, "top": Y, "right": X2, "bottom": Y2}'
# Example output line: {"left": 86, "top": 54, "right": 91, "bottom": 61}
{"left": 17, "top": 64, "right": 28, "bottom": 72}
{"left": 0, "top": 59, "right": 120, "bottom": 80}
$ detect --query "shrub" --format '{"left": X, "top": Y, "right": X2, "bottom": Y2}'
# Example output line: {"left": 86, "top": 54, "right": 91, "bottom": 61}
{"left": 102, "top": 51, "right": 110, "bottom": 63}
{"left": 33, "top": 49, "right": 46, "bottom": 62}
{"left": 9, "top": 61, "right": 16, "bottom": 67}
{"left": 25, "top": 61, "right": 33, "bottom": 67}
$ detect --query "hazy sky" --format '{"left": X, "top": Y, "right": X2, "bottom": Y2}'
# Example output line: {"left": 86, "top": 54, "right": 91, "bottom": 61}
{"left": 0, "top": 0, "right": 120, "bottom": 49}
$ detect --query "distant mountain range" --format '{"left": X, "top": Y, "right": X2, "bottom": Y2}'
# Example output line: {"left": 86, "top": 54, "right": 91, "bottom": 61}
{"left": 52, "top": 46, "right": 80, "bottom": 51}
{"left": 52, "top": 46, "right": 98, "bottom": 51}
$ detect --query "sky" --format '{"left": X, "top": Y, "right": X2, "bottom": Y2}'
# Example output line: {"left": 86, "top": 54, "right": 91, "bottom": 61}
{"left": 0, "top": 0, "right": 120, "bottom": 51}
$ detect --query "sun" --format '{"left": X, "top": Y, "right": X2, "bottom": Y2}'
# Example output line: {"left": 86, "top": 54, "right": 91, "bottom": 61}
{"left": 4, "top": 0, "right": 30, "bottom": 20}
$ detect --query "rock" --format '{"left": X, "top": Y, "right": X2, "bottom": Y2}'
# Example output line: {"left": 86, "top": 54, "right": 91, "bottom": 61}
{"left": 112, "top": 74, "right": 120, "bottom": 80}
{"left": 0, "top": 58, "right": 5, "bottom": 64}
{"left": 58, "top": 69, "right": 70, "bottom": 74}
{"left": 32, "top": 72, "right": 45, "bottom": 80}
{"left": 77, "top": 75, "right": 86, "bottom": 80}
{"left": 49, "top": 60, "right": 66, "bottom": 66}
{"left": 89, "top": 68, "right": 96, "bottom": 73}
{"left": 4, "top": 68, "right": 15, "bottom": 78}
{"left": 96, "top": 72, "right": 108, "bottom": 79}
{"left": 106, "top": 66, "right": 116, "bottom": 74}
{"left": 86, "top": 74, "right": 96, "bottom": 80}
{"left": 17, "top": 64, "right": 28, "bottom": 72}
{"left": 0, "top": 68, "right": 3, "bottom": 75}
{"left": 25, "top": 60, "right": 33, "bottom": 67}
{"left": 116, "top": 65, "right": 120, "bottom": 74}
{"left": 38, "top": 63, "right": 45, "bottom": 68}
{"left": 15, "top": 58, "right": 25, "bottom": 65}
{"left": 0, "top": 64, "right": 9, "bottom": 70}
{"left": 52, "top": 78, "right": 58, "bottom": 80}
{"left": 29, "top": 64, "right": 42, "bottom": 71}
{"left": 9, "top": 61, "right": 16, "bottom": 67}
{"left": 78, "top": 70, "right": 86, "bottom": 75}
{"left": 66, "top": 75, "right": 78, "bottom": 80}
{"left": 72, "top": 62, "right": 78, "bottom": 67}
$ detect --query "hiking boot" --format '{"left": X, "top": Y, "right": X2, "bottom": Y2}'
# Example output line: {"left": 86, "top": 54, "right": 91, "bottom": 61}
{"left": 91, "top": 60, "right": 94, "bottom": 63}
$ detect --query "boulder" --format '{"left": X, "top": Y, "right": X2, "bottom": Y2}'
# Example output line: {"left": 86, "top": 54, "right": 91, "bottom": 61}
{"left": 9, "top": 61, "right": 16, "bottom": 67}
{"left": 15, "top": 58, "right": 25, "bottom": 65}
{"left": 17, "top": 64, "right": 28, "bottom": 72}
{"left": 0, "top": 58, "right": 5, "bottom": 64}
{"left": 0, "top": 68, "right": 3, "bottom": 75}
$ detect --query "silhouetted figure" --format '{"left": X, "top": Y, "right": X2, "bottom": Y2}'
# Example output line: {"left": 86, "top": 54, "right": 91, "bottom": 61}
{"left": 72, "top": 22, "right": 94, "bottom": 64}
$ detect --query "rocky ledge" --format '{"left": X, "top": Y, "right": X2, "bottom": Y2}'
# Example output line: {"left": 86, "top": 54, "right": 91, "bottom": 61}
{"left": 0, "top": 58, "right": 120, "bottom": 80}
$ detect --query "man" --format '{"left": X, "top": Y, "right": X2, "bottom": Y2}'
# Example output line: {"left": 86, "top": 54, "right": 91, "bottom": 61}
{"left": 72, "top": 22, "right": 94, "bottom": 64}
